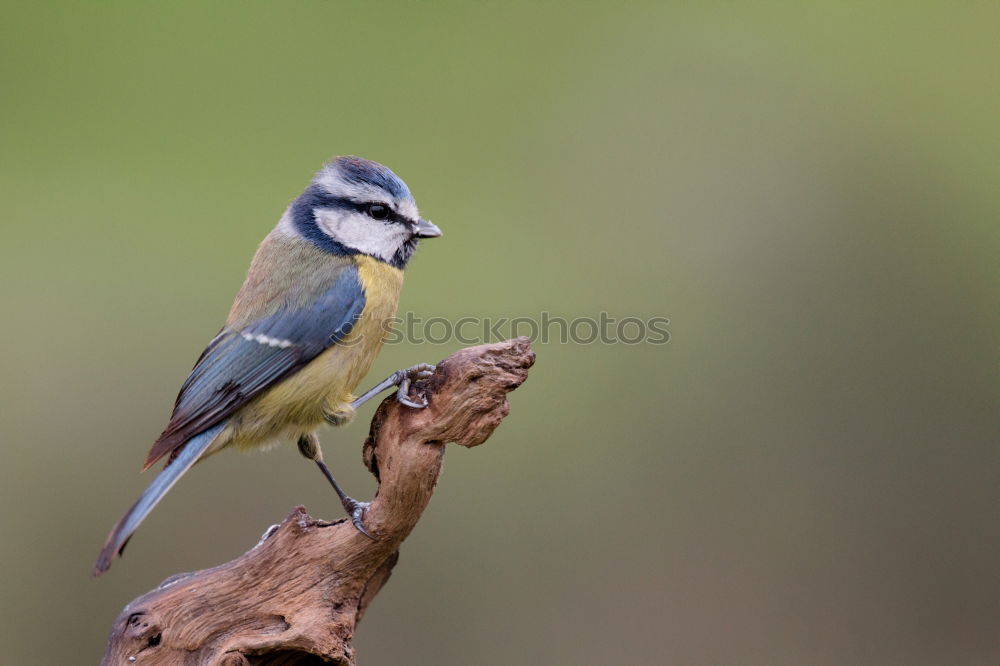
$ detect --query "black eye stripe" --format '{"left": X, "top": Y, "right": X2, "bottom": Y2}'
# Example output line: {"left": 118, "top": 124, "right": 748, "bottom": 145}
{"left": 308, "top": 189, "right": 413, "bottom": 225}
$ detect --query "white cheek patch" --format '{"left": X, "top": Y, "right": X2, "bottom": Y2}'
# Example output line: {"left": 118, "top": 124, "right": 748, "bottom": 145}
{"left": 315, "top": 209, "right": 410, "bottom": 262}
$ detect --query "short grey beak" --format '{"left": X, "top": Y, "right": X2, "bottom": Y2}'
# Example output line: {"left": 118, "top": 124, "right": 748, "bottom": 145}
{"left": 413, "top": 218, "right": 442, "bottom": 238}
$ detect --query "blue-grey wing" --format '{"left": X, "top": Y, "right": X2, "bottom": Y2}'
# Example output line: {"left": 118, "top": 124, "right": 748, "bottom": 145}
{"left": 144, "top": 264, "right": 366, "bottom": 468}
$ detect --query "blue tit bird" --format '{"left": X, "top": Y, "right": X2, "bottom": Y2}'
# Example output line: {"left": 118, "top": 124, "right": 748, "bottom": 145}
{"left": 93, "top": 156, "right": 442, "bottom": 576}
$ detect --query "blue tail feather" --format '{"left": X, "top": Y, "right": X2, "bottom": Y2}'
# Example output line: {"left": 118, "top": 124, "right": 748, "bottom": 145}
{"left": 93, "top": 422, "right": 226, "bottom": 576}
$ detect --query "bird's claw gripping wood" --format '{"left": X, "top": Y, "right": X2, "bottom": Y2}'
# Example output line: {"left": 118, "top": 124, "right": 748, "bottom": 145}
{"left": 298, "top": 433, "right": 375, "bottom": 540}
{"left": 351, "top": 363, "right": 436, "bottom": 411}
{"left": 308, "top": 363, "right": 436, "bottom": 539}
{"left": 394, "top": 363, "right": 436, "bottom": 408}
{"left": 344, "top": 498, "right": 373, "bottom": 539}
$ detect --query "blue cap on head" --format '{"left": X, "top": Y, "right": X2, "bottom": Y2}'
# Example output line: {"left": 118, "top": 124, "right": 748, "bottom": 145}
{"left": 332, "top": 156, "right": 412, "bottom": 201}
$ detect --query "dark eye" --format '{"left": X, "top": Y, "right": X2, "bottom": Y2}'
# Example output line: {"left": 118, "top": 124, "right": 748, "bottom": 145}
{"left": 366, "top": 203, "right": 390, "bottom": 220}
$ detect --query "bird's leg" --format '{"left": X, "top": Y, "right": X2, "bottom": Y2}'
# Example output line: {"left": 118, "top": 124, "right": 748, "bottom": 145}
{"left": 297, "top": 433, "right": 374, "bottom": 539}
{"left": 351, "top": 363, "right": 436, "bottom": 410}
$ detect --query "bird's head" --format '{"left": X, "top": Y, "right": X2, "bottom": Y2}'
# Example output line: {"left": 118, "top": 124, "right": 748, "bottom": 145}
{"left": 288, "top": 156, "right": 441, "bottom": 268}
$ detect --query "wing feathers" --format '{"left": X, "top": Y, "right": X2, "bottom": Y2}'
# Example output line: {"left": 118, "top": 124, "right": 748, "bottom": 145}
{"left": 143, "top": 264, "right": 365, "bottom": 469}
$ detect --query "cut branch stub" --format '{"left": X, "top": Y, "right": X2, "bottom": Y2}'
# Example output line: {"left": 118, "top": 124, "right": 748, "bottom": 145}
{"left": 101, "top": 338, "right": 535, "bottom": 665}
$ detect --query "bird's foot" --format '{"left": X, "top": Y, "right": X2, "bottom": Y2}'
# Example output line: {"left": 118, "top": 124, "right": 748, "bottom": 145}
{"left": 341, "top": 497, "right": 374, "bottom": 539}
{"left": 351, "top": 363, "right": 437, "bottom": 410}
{"left": 393, "top": 363, "right": 436, "bottom": 408}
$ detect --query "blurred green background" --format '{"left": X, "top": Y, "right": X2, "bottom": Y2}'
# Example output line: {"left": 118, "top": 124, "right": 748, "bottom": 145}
{"left": 2, "top": 2, "right": 998, "bottom": 664}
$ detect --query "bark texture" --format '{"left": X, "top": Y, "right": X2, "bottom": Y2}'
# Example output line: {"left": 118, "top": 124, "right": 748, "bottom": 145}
{"left": 101, "top": 338, "right": 534, "bottom": 665}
